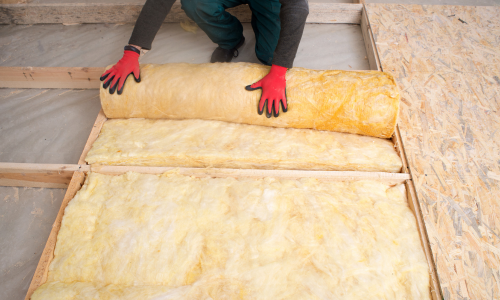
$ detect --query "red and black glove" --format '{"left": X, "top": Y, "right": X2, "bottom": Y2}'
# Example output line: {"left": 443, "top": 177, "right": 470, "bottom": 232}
{"left": 100, "top": 45, "right": 141, "bottom": 95}
{"left": 245, "top": 64, "right": 288, "bottom": 118}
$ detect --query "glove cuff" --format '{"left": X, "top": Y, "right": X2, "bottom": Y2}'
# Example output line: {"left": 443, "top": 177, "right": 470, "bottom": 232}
{"left": 270, "top": 64, "right": 288, "bottom": 77}
{"left": 124, "top": 45, "right": 141, "bottom": 55}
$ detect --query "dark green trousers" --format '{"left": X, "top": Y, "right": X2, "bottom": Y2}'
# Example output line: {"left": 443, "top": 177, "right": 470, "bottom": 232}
{"left": 181, "top": 0, "right": 281, "bottom": 65}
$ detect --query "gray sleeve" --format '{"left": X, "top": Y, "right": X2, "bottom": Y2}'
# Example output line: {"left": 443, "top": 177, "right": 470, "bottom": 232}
{"left": 128, "top": 0, "right": 176, "bottom": 50}
{"left": 272, "top": 0, "right": 309, "bottom": 68}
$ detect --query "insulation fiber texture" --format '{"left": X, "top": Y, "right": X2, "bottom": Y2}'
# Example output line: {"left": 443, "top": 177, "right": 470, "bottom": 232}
{"left": 100, "top": 63, "right": 400, "bottom": 138}
{"left": 85, "top": 118, "right": 402, "bottom": 172}
{"left": 32, "top": 172, "right": 430, "bottom": 300}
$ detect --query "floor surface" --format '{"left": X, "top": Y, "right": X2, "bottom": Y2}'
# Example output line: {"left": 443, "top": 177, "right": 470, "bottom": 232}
{"left": 0, "top": 89, "right": 101, "bottom": 164}
{"left": 0, "top": 187, "right": 65, "bottom": 300}
{"left": 0, "top": 23, "right": 370, "bottom": 70}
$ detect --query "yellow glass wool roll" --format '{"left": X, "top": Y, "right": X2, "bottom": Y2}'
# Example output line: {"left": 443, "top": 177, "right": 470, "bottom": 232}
{"left": 100, "top": 63, "right": 400, "bottom": 138}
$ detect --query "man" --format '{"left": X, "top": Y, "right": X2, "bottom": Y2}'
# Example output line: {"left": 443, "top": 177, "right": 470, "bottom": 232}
{"left": 100, "top": 0, "right": 309, "bottom": 118}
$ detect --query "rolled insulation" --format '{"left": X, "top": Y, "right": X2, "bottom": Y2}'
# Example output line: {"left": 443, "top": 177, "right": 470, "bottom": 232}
{"left": 85, "top": 119, "right": 402, "bottom": 172}
{"left": 100, "top": 63, "right": 400, "bottom": 138}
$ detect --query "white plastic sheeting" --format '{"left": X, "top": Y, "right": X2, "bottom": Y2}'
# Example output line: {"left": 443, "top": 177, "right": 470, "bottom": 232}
{"left": 0, "top": 23, "right": 370, "bottom": 70}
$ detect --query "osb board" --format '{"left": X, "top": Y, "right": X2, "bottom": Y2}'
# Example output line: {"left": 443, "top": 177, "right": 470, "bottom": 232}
{"left": 367, "top": 4, "right": 500, "bottom": 300}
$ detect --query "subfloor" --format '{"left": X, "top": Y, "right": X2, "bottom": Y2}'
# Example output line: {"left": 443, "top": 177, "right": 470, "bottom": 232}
{"left": 0, "top": 22, "right": 369, "bottom": 300}
{"left": 367, "top": 3, "right": 500, "bottom": 299}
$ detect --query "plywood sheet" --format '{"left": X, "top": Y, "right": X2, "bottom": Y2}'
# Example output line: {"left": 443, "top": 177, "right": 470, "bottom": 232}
{"left": 366, "top": 4, "right": 500, "bottom": 300}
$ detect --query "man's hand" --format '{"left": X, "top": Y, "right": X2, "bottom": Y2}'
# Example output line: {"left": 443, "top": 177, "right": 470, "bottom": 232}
{"left": 245, "top": 64, "right": 288, "bottom": 118}
{"left": 100, "top": 45, "right": 141, "bottom": 95}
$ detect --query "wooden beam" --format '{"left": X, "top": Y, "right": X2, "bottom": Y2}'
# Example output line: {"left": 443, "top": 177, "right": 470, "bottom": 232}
{"left": 91, "top": 165, "right": 410, "bottom": 185}
{"left": 0, "top": 67, "right": 104, "bottom": 89}
{"left": 360, "top": 6, "right": 380, "bottom": 71}
{"left": 405, "top": 180, "right": 442, "bottom": 300}
{"left": 0, "top": 2, "right": 362, "bottom": 25}
{"left": 307, "top": 3, "right": 362, "bottom": 24}
{"left": 24, "top": 171, "right": 86, "bottom": 300}
{"left": 0, "top": 162, "right": 410, "bottom": 188}
{"left": 392, "top": 124, "right": 410, "bottom": 174}
{"left": 0, "top": 0, "right": 25, "bottom": 4}
{"left": 0, "top": 66, "right": 374, "bottom": 89}
{"left": 0, "top": 163, "right": 87, "bottom": 188}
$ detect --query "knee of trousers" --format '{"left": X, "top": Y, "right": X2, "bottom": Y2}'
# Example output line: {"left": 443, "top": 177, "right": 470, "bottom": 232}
{"left": 181, "top": 0, "right": 225, "bottom": 23}
{"left": 256, "top": 51, "right": 274, "bottom": 66}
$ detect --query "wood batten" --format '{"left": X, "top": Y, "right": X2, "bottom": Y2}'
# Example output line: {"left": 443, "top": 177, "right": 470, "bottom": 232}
{"left": 360, "top": 6, "right": 380, "bottom": 71}
{"left": 0, "top": 67, "right": 374, "bottom": 89}
{"left": 91, "top": 165, "right": 411, "bottom": 185}
{"left": 306, "top": 3, "right": 362, "bottom": 24}
{"left": 0, "top": 163, "right": 88, "bottom": 188}
{"left": 0, "top": 2, "right": 362, "bottom": 25}
{"left": 0, "top": 67, "right": 104, "bottom": 89}
{"left": 0, "top": 162, "right": 411, "bottom": 188}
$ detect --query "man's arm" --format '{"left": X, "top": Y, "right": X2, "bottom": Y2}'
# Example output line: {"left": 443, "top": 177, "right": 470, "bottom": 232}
{"left": 100, "top": 0, "right": 175, "bottom": 94}
{"left": 272, "top": 0, "right": 309, "bottom": 68}
{"left": 245, "top": 0, "right": 309, "bottom": 117}
{"left": 129, "top": 0, "right": 177, "bottom": 50}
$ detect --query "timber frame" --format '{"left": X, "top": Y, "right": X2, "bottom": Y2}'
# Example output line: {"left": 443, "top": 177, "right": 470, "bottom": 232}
{"left": 0, "top": 3, "right": 442, "bottom": 299}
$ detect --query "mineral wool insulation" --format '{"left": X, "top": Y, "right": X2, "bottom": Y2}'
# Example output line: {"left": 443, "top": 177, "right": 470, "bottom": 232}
{"left": 32, "top": 172, "right": 430, "bottom": 300}
{"left": 85, "top": 119, "right": 402, "bottom": 173}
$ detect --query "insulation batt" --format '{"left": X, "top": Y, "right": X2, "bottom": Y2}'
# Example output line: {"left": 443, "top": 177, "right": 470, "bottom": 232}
{"left": 32, "top": 172, "right": 430, "bottom": 300}
{"left": 100, "top": 63, "right": 400, "bottom": 138}
{"left": 85, "top": 118, "right": 402, "bottom": 172}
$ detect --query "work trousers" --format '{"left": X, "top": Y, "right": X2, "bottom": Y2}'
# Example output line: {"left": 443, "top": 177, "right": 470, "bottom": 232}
{"left": 181, "top": 0, "right": 281, "bottom": 65}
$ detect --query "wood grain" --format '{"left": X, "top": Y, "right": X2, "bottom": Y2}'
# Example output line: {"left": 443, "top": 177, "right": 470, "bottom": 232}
{"left": 0, "top": 2, "right": 362, "bottom": 25}
{"left": 367, "top": 4, "right": 500, "bottom": 300}
{"left": 0, "top": 67, "right": 104, "bottom": 89}
{"left": 360, "top": 6, "right": 380, "bottom": 71}
{"left": 0, "top": 163, "right": 86, "bottom": 188}
{"left": 91, "top": 165, "right": 410, "bottom": 185}
{"left": 395, "top": 124, "right": 440, "bottom": 300}
{"left": 24, "top": 171, "right": 86, "bottom": 300}
{"left": 0, "top": 67, "right": 372, "bottom": 89}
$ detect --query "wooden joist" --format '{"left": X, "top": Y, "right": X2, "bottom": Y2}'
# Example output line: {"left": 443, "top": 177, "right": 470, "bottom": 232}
{"left": 360, "top": 6, "right": 380, "bottom": 71}
{"left": 0, "top": 162, "right": 411, "bottom": 188}
{"left": 91, "top": 165, "right": 411, "bottom": 185}
{"left": 0, "top": 2, "right": 362, "bottom": 25}
{"left": 0, "top": 67, "right": 104, "bottom": 89}
{"left": 0, "top": 163, "right": 87, "bottom": 188}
